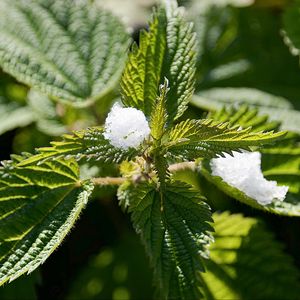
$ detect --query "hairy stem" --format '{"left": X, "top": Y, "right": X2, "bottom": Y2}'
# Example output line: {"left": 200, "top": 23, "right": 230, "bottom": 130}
{"left": 91, "top": 161, "right": 198, "bottom": 186}
{"left": 168, "top": 161, "right": 197, "bottom": 173}
{"left": 91, "top": 177, "right": 125, "bottom": 186}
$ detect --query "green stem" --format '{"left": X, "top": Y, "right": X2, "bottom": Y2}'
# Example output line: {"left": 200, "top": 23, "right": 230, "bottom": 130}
{"left": 91, "top": 161, "right": 198, "bottom": 186}
{"left": 91, "top": 177, "right": 125, "bottom": 186}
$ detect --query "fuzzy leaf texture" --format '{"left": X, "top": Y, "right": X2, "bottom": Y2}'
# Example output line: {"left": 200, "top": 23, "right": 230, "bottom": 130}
{"left": 118, "top": 181, "right": 213, "bottom": 300}
{"left": 18, "top": 128, "right": 138, "bottom": 167}
{"left": 201, "top": 212, "right": 300, "bottom": 300}
{"left": 121, "top": 0, "right": 196, "bottom": 122}
{"left": 0, "top": 155, "right": 94, "bottom": 285}
{"left": 166, "top": 118, "right": 285, "bottom": 160}
{"left": 0, "top": 0, "right": 130, "bottom": 106}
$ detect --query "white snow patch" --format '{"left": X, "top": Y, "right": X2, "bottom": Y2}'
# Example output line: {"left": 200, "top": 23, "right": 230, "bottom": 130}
{"left": 210, "top": 151, "right": 289, "bottom": 206}
{"left": 103, "top": 103, "right": 150, "bottom": 150}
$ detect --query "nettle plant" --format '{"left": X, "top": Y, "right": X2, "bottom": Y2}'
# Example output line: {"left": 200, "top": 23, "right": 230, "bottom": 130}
{"left": 1, "top": 0, "right": 300, "bottom": 299}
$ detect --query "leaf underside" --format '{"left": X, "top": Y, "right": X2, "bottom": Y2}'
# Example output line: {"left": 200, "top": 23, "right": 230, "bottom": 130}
{"left": 0, "top": 97, "right": 34, "bottom": 135}
{"left": 0, "top": 155, "right": 93, "bottom": 285}
{"left": 121, "top": 0, "right": 196, "bottom": 122}
{"left": 118, "top": 181, "right": 213, "bottom": 300}
{"left": 201, "top": 212, "right": 300, "bottom": 300}
{"left": 0, "top": 0, "right": 130, "bottom": 106}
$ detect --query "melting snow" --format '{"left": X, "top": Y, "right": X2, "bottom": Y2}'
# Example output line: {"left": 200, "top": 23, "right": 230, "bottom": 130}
{"left": 103, "top": 103, "right": 150, "bottom": 150}
{"left": 210, "top": 151, "right": 288, "bottom": 205}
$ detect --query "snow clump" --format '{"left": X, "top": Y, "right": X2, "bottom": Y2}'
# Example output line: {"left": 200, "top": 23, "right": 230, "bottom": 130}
{"left": 103, "top": 103, "right": 150, "bottom": 150}
{"left": 210, "top": 151, "right": 288, "bottom": 206}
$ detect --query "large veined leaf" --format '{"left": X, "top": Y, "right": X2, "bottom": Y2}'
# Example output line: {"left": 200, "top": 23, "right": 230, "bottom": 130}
{"left": 0, "top": 155, "right": 94, "bottom": 285}
{"left": 0, "top": 0, "right": 130, "bottom": 107}
{"left": 150, "top": 79, "right": 170, "bottom": 185}
{"left": 201, "top": 212, "right": 300, "bottom": 300}
{"left": 121, "top": 0, "right": 196, "bottom": 122}
{"left": 18, "top": 127, "right": 138, "bottom": 167}
{"left": 166, "top": 118, "right": 285, "bottom": 160}
{"left": 191, "top": 87, "right": 300, "bottom": 133}
{"left": 118, "top": 181, "right": 213, "bottom": 300}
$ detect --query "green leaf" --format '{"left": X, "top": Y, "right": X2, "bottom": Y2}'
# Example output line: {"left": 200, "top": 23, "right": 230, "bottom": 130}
{"left": 27, "top": 89, "right": 67, "bottom": 136}
{"left": 0, "top": 0, "right": 130, "bottom": 107}
{"left": 0, "top": 155, "right": 94, "bottom": 285}
{"left": 201, "top": 212, "right": 300, "bottom": 300}
{"left": 121, "top": 0, "right": 196, "bottom": 122}
{"left": 118, "top": 181, "right": 213, "bottom": 300}
{"left": 0, "top": 96, "right": 34, "bottom": 136}
{"left": 166, "top": 118, "right": 285, "bottom": 160}
{"left": 153, "top": 154, "right": 170, "bottom": 188}
{"left": 150, "top": 78, "right": 170, "bottom": 186}
{"left": 191, "top": 87, "right": 300, "bottom": 133}
{"left": 0, "top": 77, "right": 34, "bottom": 136}
{"left": 150, "top": 78, "right": 169, "bottom": 142}
{"left": 208, "top": 104, "right": 280, "bottom": 133}
{"left": 18, "top": 127, "right": 138, "bottom": 167}
{"left": 262, "top": 146, "right": 300, "bottom": 195}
